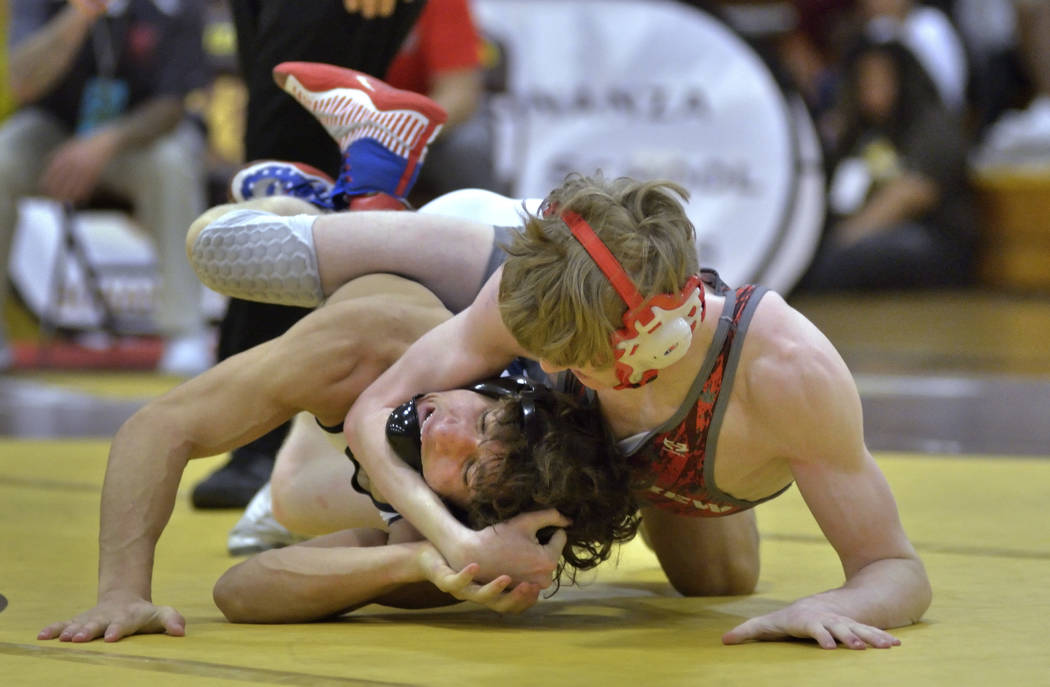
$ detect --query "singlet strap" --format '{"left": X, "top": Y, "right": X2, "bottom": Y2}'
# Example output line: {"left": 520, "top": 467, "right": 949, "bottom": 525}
{"left": 315, "top": 417, "right": 343, "bottom": 434}
{"left": 317, "top": 414, "right": 404, "bottom": 523}
{"left": 700, "top": 284, "right": 791, "bottom": 509}
{"left": 631, "top": 285, "right": 740, "bottom": 444}
{"left": 344, "top": 449, "right": 403, "bottom": 524}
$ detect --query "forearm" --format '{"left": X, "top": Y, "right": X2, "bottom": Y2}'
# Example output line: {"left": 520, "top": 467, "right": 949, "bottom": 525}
{"left": 344, "top": 276, "right": 532, "bottom": 572}
{"left": 349, "top": 404, "right": 473, "bottom": 554}
{"left": 429, "top": 70, "right": 481, "bottom": 132}
{"left": 213, "top": 535, "right": 432, "bottom": 623}
{"left": 344, "top": 300, "right": 511, "bottom": 553}
{"left": 94, "top": 97, "right": 185, "bottom": 154}
{"left": 96, "top": 409, "right": 194, "bottom": 601}
{"left": 838, "top": 174, "right": 938, "bottom": 241}
{"left": 96, "top": 349, "right": 297, "bottom": 601}
{"left": 797, "top": 556, "right": 932, "bottom": 629}
{"left": 9, "top": 6, "right": 95, "bottom": 103}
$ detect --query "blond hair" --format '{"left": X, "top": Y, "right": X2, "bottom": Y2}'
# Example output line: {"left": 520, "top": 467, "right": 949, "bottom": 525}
{"left": 499, "top": 173, "right": 698, "bottom": 368}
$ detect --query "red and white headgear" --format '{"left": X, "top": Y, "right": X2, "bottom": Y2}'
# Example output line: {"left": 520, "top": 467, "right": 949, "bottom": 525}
{"left": 553, "top": 207, "right": 705, "bottom": 389}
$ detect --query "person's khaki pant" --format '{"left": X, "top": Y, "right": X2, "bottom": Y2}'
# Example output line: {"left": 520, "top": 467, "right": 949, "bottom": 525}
{"left": 0, "top": 109, "right": 207, "bottom": 337}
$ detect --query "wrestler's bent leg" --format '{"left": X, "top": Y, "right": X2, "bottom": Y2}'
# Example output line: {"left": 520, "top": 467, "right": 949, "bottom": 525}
{"left": 270, "top": 413, "right": 386, "bottom": 534}
{"left": 640, "top": 507, "right": 760, "bottom": 596}
{"left": 188, "top": 189, "right": 538, "bottom": 314}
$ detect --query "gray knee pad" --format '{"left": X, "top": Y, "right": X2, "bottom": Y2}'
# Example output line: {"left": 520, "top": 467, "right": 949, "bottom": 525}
{"left": 189, "top": 209, "right": 324, "bottom": 307}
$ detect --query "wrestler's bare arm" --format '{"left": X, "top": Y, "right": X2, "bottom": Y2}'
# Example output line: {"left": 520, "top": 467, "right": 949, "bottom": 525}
{"left": 346, "top": 270, "right": 570, "bottom": 589}
{"left": 723, "top": 298, "right": 931, "bottom": 649}
{"left": 213, "top": 519, "right": 539, "bottom": 623}
{"left": 38, "top": 277, "right": 451, "bottom": 643}
{"left": 213, "top": 526, "right": 452, "bottom": 622}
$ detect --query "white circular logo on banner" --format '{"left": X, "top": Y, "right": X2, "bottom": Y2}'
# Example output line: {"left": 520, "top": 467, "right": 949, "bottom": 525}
{"left": 475, "top": 0, "right": 824, "bottom": 292}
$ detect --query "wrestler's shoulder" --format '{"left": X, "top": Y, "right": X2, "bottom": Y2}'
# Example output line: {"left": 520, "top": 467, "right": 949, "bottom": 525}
{"left": 742, "top": 293, "right": 853, "bottom": 407}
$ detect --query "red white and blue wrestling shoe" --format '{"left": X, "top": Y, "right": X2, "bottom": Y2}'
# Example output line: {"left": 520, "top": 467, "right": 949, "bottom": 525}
{"left": 272, "top": 61, "right": 447, "bottom": 206}
{"left": 229, "top": 160, "right": 336, "bottom": 206}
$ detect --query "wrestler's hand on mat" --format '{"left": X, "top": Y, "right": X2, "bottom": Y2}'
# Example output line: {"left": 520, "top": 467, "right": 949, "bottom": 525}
{"left": 721, "top": 604, "right": 902, "bottom": 650}
{"left": 453, "top": 509, "right": 570, "bottom": 588}
{"left": 38, "top": 592, "right": 186, "bottom": 643}
{"left": 418, "top": 544, "right": 541, "bottom": 614}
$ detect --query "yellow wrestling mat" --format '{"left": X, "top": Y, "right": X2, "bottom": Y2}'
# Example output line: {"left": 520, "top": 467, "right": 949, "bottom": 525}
{"left": 2, "top": 440, "right": 1048, "bottom": 686}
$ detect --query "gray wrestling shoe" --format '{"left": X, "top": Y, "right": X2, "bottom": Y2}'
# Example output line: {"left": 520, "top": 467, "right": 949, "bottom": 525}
{"left": 227, "top": 482, "right": 307, "bottom": 556}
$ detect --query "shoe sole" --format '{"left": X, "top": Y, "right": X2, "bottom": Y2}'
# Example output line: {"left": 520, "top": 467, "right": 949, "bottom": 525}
{"left": 229, "top": 159, "right": 335, "bottom": 203}
{"left": 273, "top": 62, "right": 448, "bottom": 196}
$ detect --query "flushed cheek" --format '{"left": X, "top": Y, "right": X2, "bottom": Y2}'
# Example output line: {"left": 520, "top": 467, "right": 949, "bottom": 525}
{"left": 421, "top": 456, "right": 455, "bottom": 495}
{"left": 421, "top": 459, "right": 469, "bottom": 506}
{"left": 424, "top": 421, "right": 472, "bottom": 457}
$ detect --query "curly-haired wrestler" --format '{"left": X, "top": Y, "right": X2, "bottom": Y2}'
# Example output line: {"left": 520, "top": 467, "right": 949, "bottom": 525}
{"left": 38, "top": 274, "right": 639, "bottom": 641}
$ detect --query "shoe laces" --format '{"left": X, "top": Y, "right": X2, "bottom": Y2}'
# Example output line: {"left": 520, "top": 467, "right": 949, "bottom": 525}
{"left": 326, "top": 160, "right": 355, "bottom": 211}
{"left": 286, "top": 178, "right": 327, "bottom": 199}
{"left": 281, "top": 176, "right": 338, "bottom": 210}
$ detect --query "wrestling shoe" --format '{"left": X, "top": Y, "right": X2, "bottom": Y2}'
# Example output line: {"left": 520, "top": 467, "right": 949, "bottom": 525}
{"left": 227, "top": 482, "right": 307, "bottom": 556}
{"left": 347, "top": 192, "right": 411, "bottom": 211}
{"left": 229, "top": 160, "right": 336, "bottom": 207}
{"left": 193, "top": 447, "right": 276, "bottom": 509}
{"left": 272, "top": 61, "right": 447, "bottom": 206}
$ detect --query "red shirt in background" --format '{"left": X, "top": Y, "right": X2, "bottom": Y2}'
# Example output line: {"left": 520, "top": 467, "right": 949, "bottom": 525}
{"left": 385, "top": 0, "right": 482, "bottom": 94}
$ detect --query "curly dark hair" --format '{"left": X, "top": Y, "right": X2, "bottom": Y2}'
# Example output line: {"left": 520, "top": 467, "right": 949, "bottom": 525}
{"left": 459, "top": 390, "right": 640, "bottom": 590}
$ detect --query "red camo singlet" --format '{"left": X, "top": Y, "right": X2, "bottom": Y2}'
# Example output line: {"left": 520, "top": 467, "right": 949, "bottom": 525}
{"left": 563, "top": 269, "right": 793, "bottom": 517}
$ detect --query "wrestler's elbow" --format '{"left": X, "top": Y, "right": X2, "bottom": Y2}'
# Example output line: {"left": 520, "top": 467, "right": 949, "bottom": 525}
{"left": 212, "top": 570, "right": 256, "bottom": 623}
{"left": 212, "top": 565, "right": 287, "bottom": 623}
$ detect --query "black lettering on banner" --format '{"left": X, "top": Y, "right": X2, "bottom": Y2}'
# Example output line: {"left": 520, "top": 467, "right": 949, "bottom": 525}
{"left": 547, "top": 156, "right": 760, "bottom": 197}
{"left": 513, "top": 86, "right": 712, "bottom": 121}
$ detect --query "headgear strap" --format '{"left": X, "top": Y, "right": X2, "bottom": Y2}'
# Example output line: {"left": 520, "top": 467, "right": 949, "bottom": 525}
{"left": 562, "top": 211, "right": 646, "bottom": 312}
{"left": 557, "top": 209, "right": 705, "bottom": 389}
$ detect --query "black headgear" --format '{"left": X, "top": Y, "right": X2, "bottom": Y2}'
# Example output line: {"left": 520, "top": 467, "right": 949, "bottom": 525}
{"left": 384, "top": 376, "right": 555, "bottom": 469}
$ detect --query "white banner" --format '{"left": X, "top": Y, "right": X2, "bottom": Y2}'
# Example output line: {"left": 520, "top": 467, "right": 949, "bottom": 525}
{"left": 8, "top": 0, "right": 823, "bottom": 334}
{"left": 475, "top": 0, "right": 824, "bottom": 292}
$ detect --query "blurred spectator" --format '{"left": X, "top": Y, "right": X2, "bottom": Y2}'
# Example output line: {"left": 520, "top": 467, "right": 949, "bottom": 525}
{"left": 384, "top": 0, "right": 493, "bottom": 204}
{"left": 775, "top": 0, "right": 856, "bottom": 115}
{"left": 952, "top": 0, "right": 1026, "bottom": 131}
{"left": 698, "top": 1, "right": 858, "bottom": 139}
{"left": 0, "top": 0, "right": 14, "bottom": 121}
{"left": 957, "top": 0, "right": 1050, "bottom": 167}
{"left": 191, "top": 0, "right": 424, "bottom": 509}
{"left": 859, "top": 0, "right": 969, "bottom": 113}
{"left": 0, "top": 0, "right": 10, "bottom": 369}
{"left": 0, "top": 0, "right": 212, "bottom": 374}
{"left": 797, "top": 39, "right": 977, "bottom": 291}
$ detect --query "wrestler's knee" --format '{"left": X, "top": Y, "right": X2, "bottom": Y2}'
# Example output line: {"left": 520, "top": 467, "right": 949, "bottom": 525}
{"left": 643, "top": 509, "right": 760, "bottom": 596}
{"left": 268, "top": 414, "right": 332, "bottom": 532}
{"left": 186, "top": 203, "right": 237, "bottom": 252}
{"left": 187, "top": 196, "right": 319, "bottom": 250}
{"left": 186, "top": 208, "right": 325, "bottom": 307}
{"left": 270, "top": 467, "right": 323, "bottom": 535}
{"left": 663, "top": 549, "right": 759, "bottom": 597}
{"left": 268, "top": 460, "right": 295, "bottom": 530}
